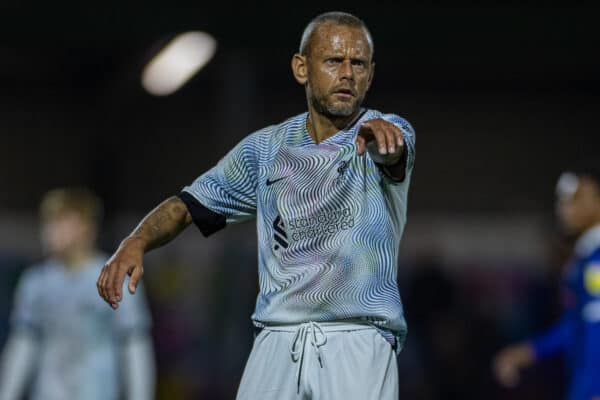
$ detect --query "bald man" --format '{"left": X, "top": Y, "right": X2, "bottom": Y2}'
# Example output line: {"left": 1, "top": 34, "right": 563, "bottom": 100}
{"left": 98, "top": 11, "right": 415, "bottom": 400}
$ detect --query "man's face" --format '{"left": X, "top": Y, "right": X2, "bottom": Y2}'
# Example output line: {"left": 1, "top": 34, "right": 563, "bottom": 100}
{"left": 556, "top": 173, "right": 600, "bottom": 235}
{"left": 41, "top": 212, "right": 95, "bottom": 257}
{"left": 303, "top": 24, "right": 374, "bottom": 118}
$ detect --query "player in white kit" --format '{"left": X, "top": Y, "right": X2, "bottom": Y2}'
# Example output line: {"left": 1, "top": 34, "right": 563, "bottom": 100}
{"left": 97, "top": 12, "right": 415, "bottom": 399}
{"left": 0, "top": 188, "right": 155, "bottom": 400}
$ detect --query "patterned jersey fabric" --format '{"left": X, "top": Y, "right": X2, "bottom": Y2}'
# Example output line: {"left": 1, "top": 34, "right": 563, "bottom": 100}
{"left": 183, "top": 109, "right": 415, "bottom": 346}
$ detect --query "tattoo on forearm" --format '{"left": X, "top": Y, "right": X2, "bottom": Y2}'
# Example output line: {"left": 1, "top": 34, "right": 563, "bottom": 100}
{"left": 132, "top": 197, "right": 192, "bottom": 251}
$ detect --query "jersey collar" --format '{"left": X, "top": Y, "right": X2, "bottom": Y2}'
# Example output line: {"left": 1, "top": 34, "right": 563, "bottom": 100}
{"left": 299, "top": 108, "right": 368, "bottom": 147}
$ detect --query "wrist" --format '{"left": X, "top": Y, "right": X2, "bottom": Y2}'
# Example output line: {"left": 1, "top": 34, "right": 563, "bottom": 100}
{"left": 122, "top": 236, "right": 147, "bottom": 252}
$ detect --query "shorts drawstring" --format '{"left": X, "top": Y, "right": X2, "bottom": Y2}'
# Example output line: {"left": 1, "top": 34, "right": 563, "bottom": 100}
{"left": 289, "top": 321, "right": 327, "bottom": 393}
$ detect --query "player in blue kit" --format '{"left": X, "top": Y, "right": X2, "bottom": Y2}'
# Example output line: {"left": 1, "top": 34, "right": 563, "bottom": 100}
{"left": 97, "top": 11, "right": 415, "bottom": 399}
{"left": 0, "top": 188, "right": 155, "bottom": 400}
{"left": 494, "top": 166, "right": 600, "bottom": 400}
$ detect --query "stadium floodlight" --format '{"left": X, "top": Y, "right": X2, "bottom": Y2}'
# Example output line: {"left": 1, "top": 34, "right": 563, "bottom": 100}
{"left": 142, "top": 31, "right": 217, "bottom": 96}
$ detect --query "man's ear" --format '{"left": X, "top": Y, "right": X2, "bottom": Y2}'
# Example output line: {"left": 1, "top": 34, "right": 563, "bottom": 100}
{"left": 291, "top": 53, "right": 308, "bottom": 85}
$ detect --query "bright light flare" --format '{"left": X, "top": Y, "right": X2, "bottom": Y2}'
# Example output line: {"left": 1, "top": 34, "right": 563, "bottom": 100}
{"left": 142, "top": 31, "right": 217, "bottom": 96}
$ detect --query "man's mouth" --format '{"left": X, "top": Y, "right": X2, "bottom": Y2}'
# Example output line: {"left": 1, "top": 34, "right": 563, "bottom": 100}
{"left": 333, "top": 88, "right": 355, "bottom": 98}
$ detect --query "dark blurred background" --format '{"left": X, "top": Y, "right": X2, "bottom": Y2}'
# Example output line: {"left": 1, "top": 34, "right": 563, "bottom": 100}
{"left": 1, "top": 2, "right": 599, "bottom": 399}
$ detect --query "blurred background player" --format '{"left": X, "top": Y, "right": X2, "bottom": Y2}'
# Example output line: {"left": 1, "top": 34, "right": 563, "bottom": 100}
{"left": 493, "top": 166, "right": 600, "bottom": 400}
{"left": 0, "top": 188, "right": 155, "bottom": 400}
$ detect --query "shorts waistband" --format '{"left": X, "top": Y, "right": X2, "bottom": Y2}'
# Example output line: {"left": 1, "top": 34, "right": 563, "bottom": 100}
{"left": 261, "top": 321, "right": 375, "bottom": 333}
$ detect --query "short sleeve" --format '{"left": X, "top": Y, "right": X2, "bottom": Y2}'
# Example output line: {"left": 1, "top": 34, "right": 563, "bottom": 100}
{"left": 181, "top": 132, "right": 260, "bottom": 232}
{"left": 10, "top": 269, "right": 42, "bottom": 333}
{"left": 111, "top": 283, "right": 152, "bottom": 337}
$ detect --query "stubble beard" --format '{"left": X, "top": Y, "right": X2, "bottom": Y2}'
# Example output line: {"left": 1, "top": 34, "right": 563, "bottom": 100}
{"left": 309, "top": 90, "right": 361, "bottom": 119}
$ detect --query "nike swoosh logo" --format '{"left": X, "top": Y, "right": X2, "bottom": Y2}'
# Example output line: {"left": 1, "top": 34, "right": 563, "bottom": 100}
{"left": 266, "top": 176, "right": 287, "bottom": 186}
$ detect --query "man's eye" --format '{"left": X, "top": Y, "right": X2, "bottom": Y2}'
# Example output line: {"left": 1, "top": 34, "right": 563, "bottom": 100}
{"left": 326, "top": 58, "right": 342, "bottom": 65}
{"left": 352, "top": 60, "right": 366, "bottom": 67}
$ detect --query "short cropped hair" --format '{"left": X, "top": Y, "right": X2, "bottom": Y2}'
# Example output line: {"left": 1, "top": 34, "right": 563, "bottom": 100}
{"left": 299, "top": 11, "right": 374, "bottom": 57}
{"left": 40, "top": 187, "right": 103, "bottom": 225}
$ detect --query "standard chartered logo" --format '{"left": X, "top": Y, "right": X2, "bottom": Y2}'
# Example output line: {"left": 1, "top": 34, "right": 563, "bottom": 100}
{"left": 287, "top": 207, "right": 355, "bottom": 242}
{"left": 272, "top": 208, "right": 356, "bottom": 251}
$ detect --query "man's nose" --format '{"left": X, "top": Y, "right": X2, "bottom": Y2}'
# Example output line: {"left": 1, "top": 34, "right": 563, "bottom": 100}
{"left": 339, "top": 60, "right": 354, "bottom": 80}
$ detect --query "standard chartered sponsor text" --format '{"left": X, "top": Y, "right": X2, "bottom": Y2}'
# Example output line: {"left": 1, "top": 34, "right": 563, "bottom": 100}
{"left": 287, "top": 207, "right": 355, "bottom": 241}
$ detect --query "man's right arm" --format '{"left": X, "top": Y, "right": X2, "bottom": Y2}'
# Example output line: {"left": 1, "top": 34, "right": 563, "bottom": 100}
{"left": 98, "top": 130, "right": 262, "bottom": 308}
{"left": 130, "top": 196, "right": 193, "bottom": 252}
{"left": 97, "top": 196, "right": 192, "bottom": 309}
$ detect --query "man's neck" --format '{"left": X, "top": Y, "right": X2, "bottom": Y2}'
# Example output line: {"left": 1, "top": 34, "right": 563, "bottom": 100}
{"left": 306, "top": 108, "right": 360, "bottom": 144}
